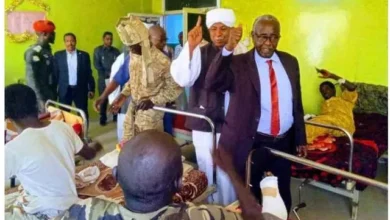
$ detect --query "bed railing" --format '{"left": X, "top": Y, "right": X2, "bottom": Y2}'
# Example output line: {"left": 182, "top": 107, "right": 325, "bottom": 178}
{"left": 304, "top": 121, "right": 354, "bottom": 173}
{"left": 152, "top": 106, "right": 217, "bottom": 186}
{"left": 45, "top": 100, "right": 89, "bottom": 142}
{"left": 245, "top": 148, "right": 387, "bottom": 190}
{"left": 245, "top": 121, "right": 388, "bottom": 191}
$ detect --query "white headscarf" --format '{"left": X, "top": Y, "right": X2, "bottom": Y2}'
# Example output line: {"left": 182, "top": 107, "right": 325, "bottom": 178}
{"left": 206, "top": 8, "right": 236, "bottom": 28}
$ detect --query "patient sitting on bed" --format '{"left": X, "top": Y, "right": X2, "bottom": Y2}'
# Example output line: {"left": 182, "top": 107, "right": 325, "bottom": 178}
{"left": 305, "top": 69, "right": 358, "bottom": 144}
{"left": 66, "top": 130, "right": 285, "bottom": 220}
{"left": 4, "top": 84, "right": 101, "bottom": 219}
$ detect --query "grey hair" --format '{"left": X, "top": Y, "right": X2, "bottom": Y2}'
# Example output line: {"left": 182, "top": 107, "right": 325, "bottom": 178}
{"left": 252, "top": 14, "right": 281, "bottom": 32}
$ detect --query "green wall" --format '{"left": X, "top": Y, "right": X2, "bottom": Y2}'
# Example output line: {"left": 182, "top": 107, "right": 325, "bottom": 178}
{"left": 5, "top": 0, "right": 153, "bottom": 118}
{"left": 5, "top": 0, "right": 388, "bottom": 116}
{"left": 152, "top": 0, "right": 387, "bottom": 114}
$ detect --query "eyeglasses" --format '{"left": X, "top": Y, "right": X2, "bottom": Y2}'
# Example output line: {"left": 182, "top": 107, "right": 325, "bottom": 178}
{"left": 254, "top": 34, "right": 280, "bottom": 43}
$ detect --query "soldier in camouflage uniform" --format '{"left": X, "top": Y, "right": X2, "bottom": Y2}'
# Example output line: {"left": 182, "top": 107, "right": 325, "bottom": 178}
{"left": 111, "top": 15, "right": 182, "bottom": 142}
{"left": 24, "top": 20, "right": 57, "bottom": 112}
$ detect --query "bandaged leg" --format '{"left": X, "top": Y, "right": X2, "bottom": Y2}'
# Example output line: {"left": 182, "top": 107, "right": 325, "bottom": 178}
{"left": 260, "top": 176, "right": 288, "bottom": 220}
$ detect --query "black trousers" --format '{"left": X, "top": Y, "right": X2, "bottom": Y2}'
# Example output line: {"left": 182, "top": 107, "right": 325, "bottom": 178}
{"left": 59, "top": 86, "right": 89, "bottom": 125}
{"left": 98, "top": 77, "right": 117, "bottom": 123}
{"left": 250, "top": 130, "right": 293, "bottom": 213}
{"left": 98, "top": 77, "right": 108, "bottom": 122}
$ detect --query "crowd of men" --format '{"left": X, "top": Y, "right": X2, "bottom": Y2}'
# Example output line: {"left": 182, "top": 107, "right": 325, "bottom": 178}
{"left": 5, "top": 6, "right": 359, "bottom": 220}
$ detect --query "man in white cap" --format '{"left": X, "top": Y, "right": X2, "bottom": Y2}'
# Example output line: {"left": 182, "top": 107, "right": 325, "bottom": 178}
{"left": 170, "top": 8, "right": 247, "bottom": 206}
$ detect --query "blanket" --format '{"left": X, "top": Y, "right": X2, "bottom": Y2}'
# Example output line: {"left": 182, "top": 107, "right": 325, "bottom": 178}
{"left": 292, "top": 136, "right": 378, "bottom": 191}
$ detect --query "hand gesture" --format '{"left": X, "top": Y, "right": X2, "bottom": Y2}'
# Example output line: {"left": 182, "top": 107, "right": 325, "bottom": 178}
{"left": 93, "top": 96, "right": 105, "bottom": 112}
{"left": 88, "top": 92, "right": 95, "bottom": 99}
{"left": 225, "top": 24, "right": 243, "bottom": 51}
{"left": 188, "top": 16, "right": 203, "bottom": 50}
{"left": 109, "top": 94, "right": 126, "bottom": 114}
{"left": 296, "top": 145, "right": 308, "bottom": 158}
{"left": 136, "top": 99, "right": 154, "bottom": 111}
{"left": 316, "top": 68, "right": 334, "bottom": 79}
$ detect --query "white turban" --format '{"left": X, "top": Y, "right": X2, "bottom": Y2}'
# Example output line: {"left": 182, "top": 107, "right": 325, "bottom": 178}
{"left": 206, "top": 8, "right": 236, "bottom": 29}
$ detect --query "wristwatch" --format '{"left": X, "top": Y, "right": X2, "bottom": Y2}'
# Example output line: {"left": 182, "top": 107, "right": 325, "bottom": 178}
{"left": 338, "top": 78, "right": 346, "bottom": 85}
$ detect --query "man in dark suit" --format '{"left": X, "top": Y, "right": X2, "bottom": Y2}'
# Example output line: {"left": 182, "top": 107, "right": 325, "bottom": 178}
{"left": 205, "top": 15, "right": 307, "bottom": 213}
{"left": 54, "top": 33, "right": 95, "bottom": 123}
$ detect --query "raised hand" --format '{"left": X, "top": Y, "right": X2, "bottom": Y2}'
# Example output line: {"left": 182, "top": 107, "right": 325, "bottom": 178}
{"left": 316, "top": 67, "right": 335, "bottom": 79}
{"left": 188, "top": 16, "right": 203, "bottom": 50}
{"left": 225, "top": 24, "right": 243, "bottom": 51}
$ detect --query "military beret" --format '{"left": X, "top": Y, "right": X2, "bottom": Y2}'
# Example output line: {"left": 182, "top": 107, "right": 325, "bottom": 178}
{"left": 33, "top": 20, "right": 56, "bottom": 33}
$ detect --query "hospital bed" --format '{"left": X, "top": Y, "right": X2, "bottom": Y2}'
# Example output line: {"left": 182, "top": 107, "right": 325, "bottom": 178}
{"left": 225, "top": 147, "right": 388, "bottom": 219}
{"left": 75, "top": 106, "right": 218, "bottom": 204}
{"left": 290, "top": 82, "right": 388, "bottom": 219}
{"left": 45, "top": 100, "right": 89, "bottom": 142}
{"left": 5, "top": 100, "right": 89, "bottom": 142}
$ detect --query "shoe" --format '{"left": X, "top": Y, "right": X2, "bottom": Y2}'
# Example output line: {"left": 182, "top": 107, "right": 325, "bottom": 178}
{"left": 100, "top": 120, "right": 107, "bottom": 126}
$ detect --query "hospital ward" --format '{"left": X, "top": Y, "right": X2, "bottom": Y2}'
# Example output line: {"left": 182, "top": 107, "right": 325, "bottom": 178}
{"left": 3, "top": 0, "right": 389, "bottom": 219}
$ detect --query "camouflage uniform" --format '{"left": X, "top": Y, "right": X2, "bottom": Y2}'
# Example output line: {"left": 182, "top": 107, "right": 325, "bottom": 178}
{"left": 121, "top": 46, "right": 182, "bottom": 141}
{"left": 61, "top": 198, "right": 282, "bottom": 220}
{"left": 24, "top": 44, "right": 57, "bottom": 112}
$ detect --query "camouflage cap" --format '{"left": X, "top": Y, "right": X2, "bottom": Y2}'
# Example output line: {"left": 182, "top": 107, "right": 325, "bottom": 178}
{"left": 116, "top": 15, "right": 149, "bottom": 46}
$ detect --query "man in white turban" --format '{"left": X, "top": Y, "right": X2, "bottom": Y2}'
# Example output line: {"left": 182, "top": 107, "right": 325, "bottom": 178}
{"left": 170, "top": 8, "right": 247, "bottom": 206}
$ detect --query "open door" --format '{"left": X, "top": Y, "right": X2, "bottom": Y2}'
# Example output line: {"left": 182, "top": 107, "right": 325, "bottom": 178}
{"left": 182, "top": 8, "right": 210, "bottom": 44}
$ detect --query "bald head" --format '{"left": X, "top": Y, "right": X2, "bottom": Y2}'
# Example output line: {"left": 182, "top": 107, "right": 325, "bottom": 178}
{"left": 117, "top": 130, "right": 182, "bottom": 212}
{"left": 149, "top": 25, "right": 166, "bottom": 51}
{"left": 251, "top": 14, "right": 281, "bottom": 58}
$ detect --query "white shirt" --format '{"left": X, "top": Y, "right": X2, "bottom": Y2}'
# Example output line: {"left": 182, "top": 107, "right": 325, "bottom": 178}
{"left": 222, "top": 49, "right": 294, "bottom": 135}
{"left": 5, "top": 121, "right": 83, "bottom": 214}
{"left": 108, "top": 53, "right": 125, "bottom": 104}
{"left": 67, "top": 50, "right": 78, "bottom": 86}
{"left": 254, "top": 51, "right": 293, "bottom": 135}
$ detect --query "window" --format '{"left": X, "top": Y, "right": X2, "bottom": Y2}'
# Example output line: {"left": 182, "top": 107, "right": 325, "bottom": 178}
{"left": 165, "top": 0, "right": 217, "bottom": 11}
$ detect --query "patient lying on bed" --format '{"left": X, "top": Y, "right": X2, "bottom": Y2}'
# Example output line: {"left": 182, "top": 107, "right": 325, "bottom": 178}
{"left": 66, "top": 130, "right": 286, "bottom": 220}
{"left": 305, "top": 69, "right": 358, "bottom": 144}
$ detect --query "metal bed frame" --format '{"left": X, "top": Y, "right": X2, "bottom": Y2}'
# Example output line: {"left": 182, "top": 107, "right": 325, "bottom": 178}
{"left": 245, "top": 121, "right": 387, "bottom": 220}
{"left": 153, "top": 106, "right": 217, "bottom": 202}
{"left": 45, "top": 100, "right": 89, "bottom": 142}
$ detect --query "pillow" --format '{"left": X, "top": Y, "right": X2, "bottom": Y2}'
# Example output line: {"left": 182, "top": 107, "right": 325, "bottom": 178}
{"left": 354, "top": 83, "right": 388, "bottom": 116}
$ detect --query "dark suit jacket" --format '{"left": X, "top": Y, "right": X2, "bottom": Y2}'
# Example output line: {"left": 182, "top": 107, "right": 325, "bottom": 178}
{"left": 205, "top": 49, "right": 306, "bottom": 176}
{"left": 54, "top": 50, "right": 95, "bottom": 99}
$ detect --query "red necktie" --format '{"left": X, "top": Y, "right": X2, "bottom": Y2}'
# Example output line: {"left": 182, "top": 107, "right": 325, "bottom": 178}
{"left": 266, "top": 60, "right": 280, "bottom": 136}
